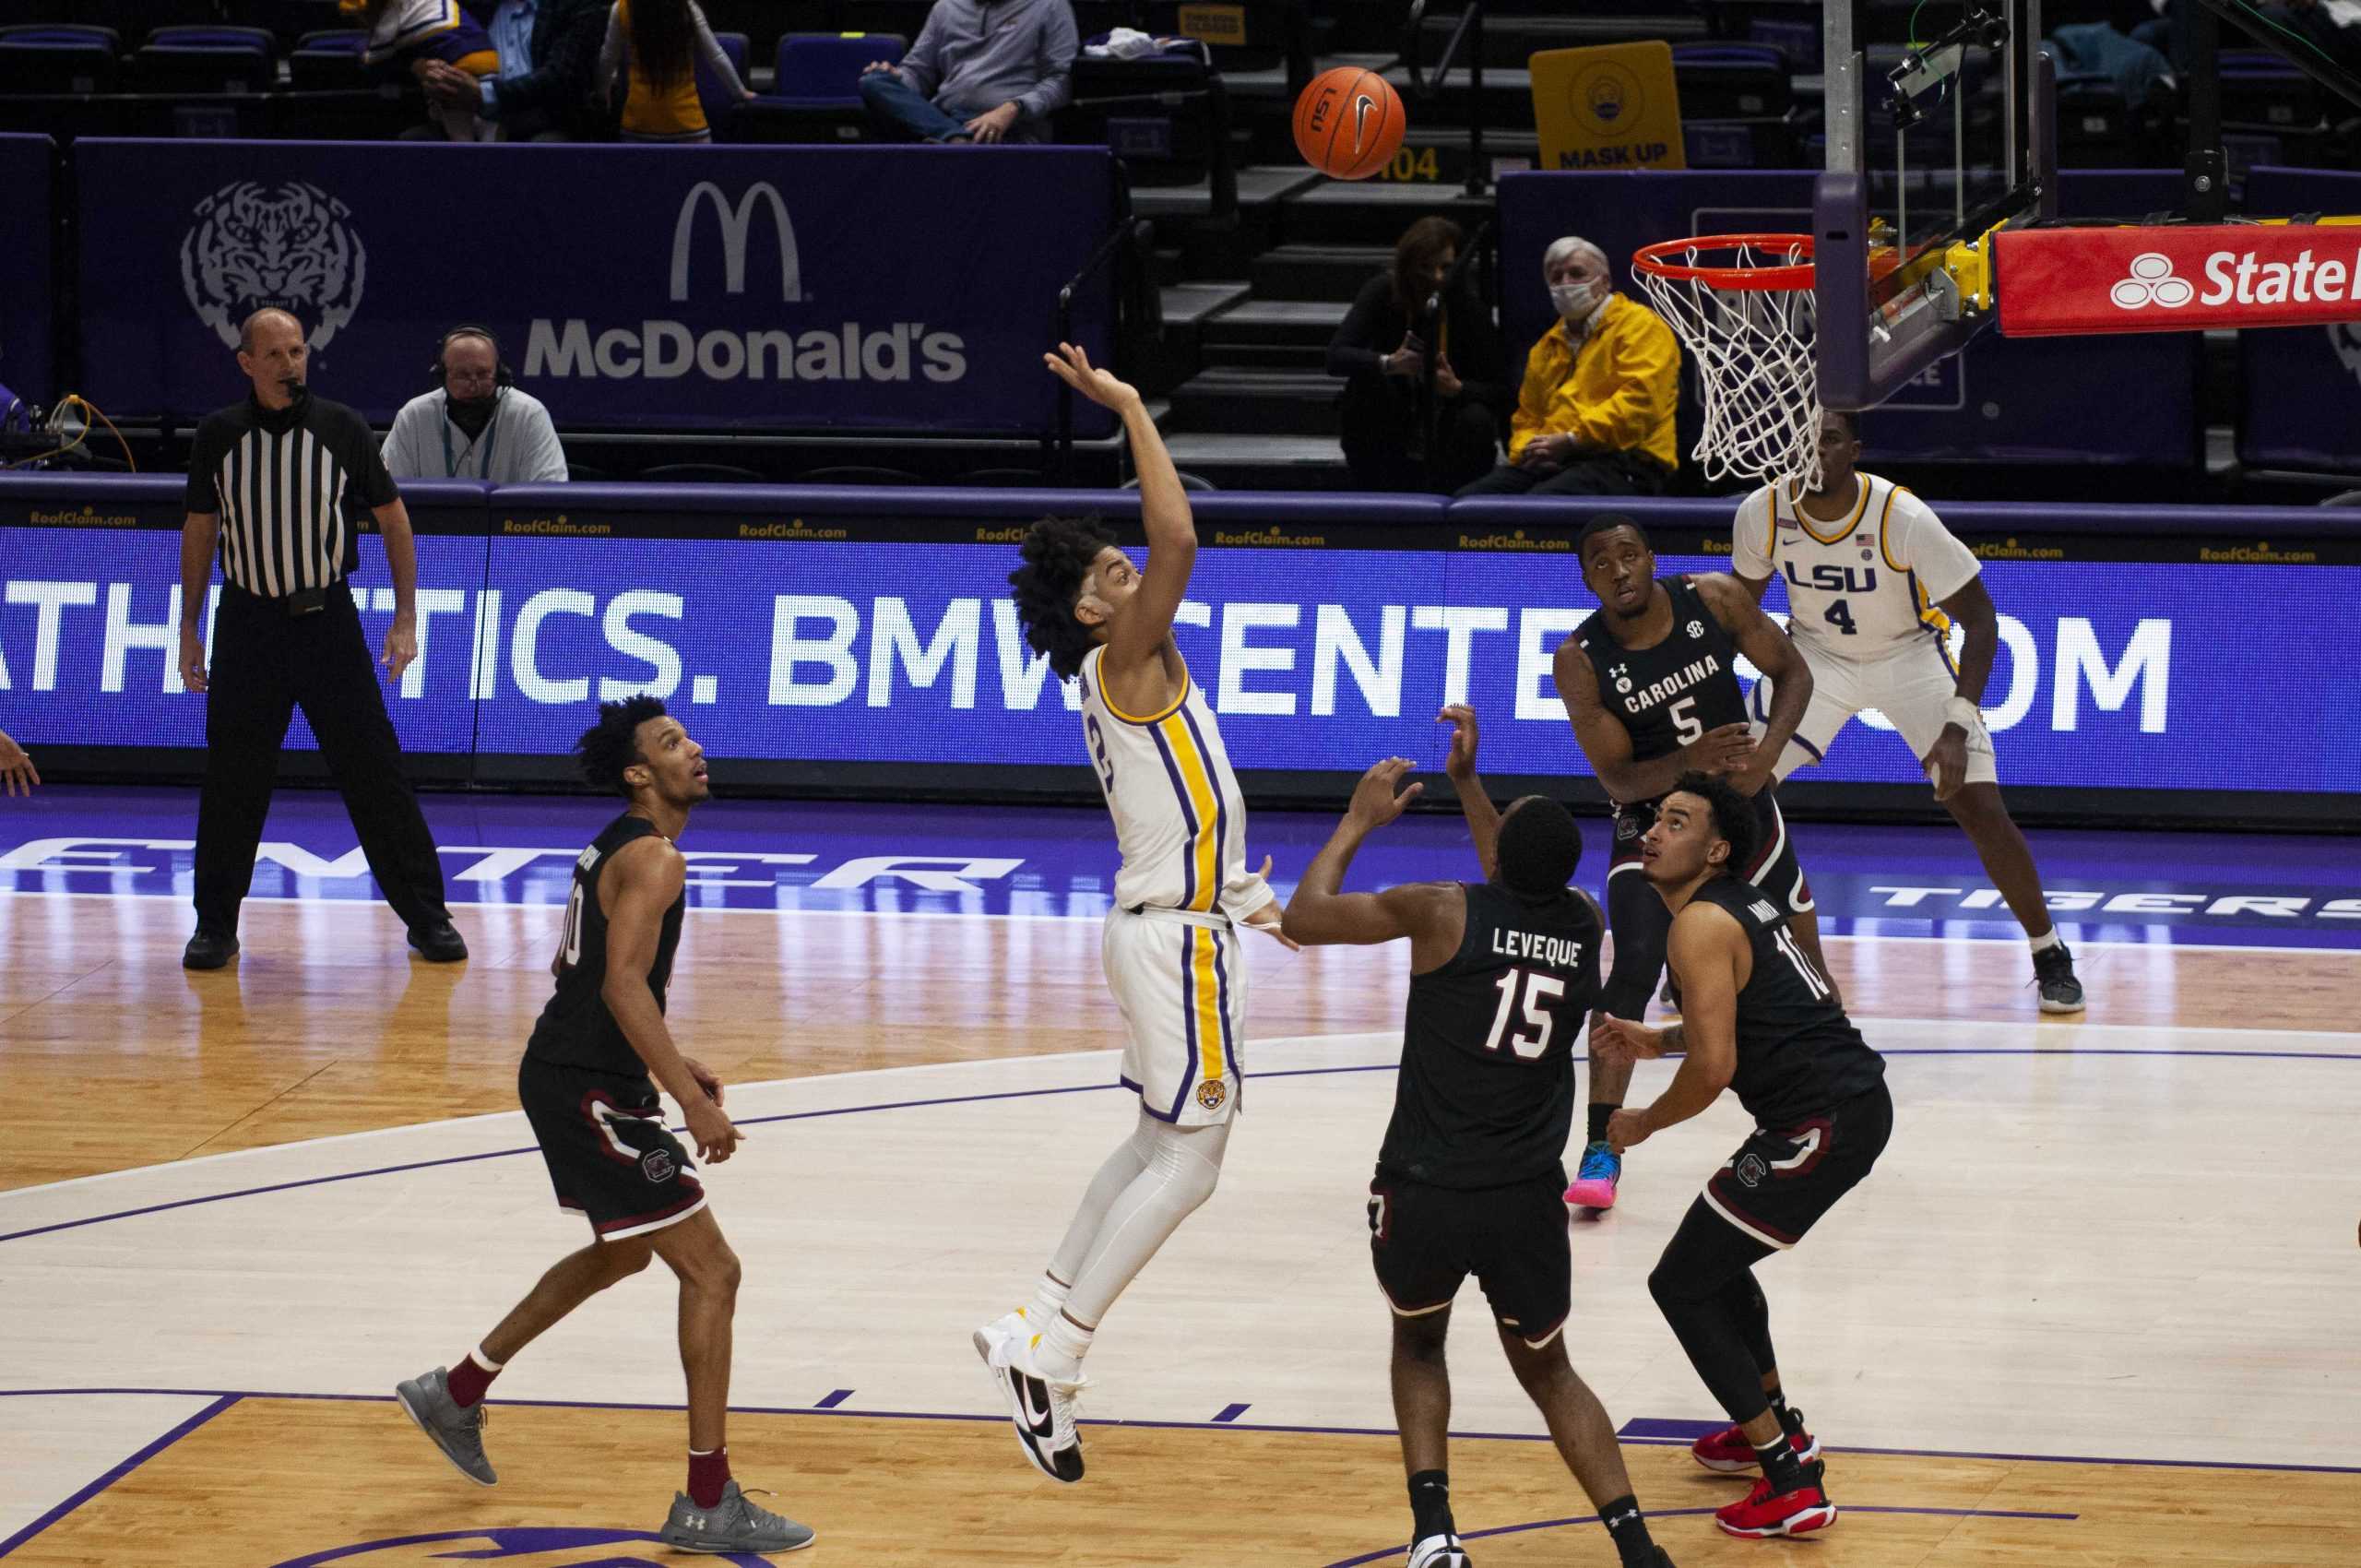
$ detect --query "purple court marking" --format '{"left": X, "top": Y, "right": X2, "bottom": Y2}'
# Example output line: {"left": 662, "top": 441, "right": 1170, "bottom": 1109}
{"left": 8, "top": 1046, "right": 2359, "bottom": 1247}
{"left": 0, "top": 1393, "right": 240, "bottom": 1561}
{"left": 1319, "top": 1503, "right": 2083, "bottom": 1568}
{"left": 5, "top": 784, "right": 2358, "bottom": 948}
{"left": 813, "top": 1388, "right": 853, "bottom": 1409}
{"left": 1212, "top": 1403, "right": 1251, "bottom": 1423}
{"left": 1619, "top": 1416, "right": 1724, "bottom": 1441}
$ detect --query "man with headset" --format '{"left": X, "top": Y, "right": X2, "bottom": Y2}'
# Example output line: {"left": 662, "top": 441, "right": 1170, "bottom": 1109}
{"left": 383, "top": 327, "right": 570, "bottom": 483}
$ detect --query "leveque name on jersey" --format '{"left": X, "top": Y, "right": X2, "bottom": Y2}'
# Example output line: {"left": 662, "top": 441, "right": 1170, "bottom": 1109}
{"left": 1489, "top": 928, "right": 1589, "bottom": 969}
{"left": 1619, "top": 653, "right": 1725, "bottom": 715}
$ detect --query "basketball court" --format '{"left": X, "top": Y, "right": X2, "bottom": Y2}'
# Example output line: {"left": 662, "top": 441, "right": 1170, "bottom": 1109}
{"left": 0, "top": 789, "right": 2356, "bottom": 1565}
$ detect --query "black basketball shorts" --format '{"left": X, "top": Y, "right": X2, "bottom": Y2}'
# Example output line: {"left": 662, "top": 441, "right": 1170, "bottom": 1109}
{"left": 1699, "top": 1081, "right": 1892, "bottom": 1251}
{"left": 1611, "top": 783, "right": 1813, "bottom": 914}
{"left": 518, "top": 1057, "right": 706, "bottom": 1241}
{"left": 1367, "top": 1170, "right": 1572, "bottom": 1348}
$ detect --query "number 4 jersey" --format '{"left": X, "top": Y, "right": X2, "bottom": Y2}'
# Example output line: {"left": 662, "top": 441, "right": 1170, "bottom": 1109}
{"left": 1730, "top": 472, "right": 1980, "bottom": 658}
{"left": 1379, "top": 882, "right": 1603, "bottom": 1188}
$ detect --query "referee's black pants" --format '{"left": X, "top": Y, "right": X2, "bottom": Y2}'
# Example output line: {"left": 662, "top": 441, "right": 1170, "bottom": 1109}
{"left": 194, "top": 581, "right": 449, "bottom": 936}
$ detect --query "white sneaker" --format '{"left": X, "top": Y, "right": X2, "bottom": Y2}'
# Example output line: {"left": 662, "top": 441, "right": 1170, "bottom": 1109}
{"left": 970, "top": 1307, "right": 1028, "bottom": 1366}
{"left": 1408, "top": 1532, "right": 1470, "bottom": 1567}
{"left": 986, "top": 1331, "right": 1086, "bottom": 1483}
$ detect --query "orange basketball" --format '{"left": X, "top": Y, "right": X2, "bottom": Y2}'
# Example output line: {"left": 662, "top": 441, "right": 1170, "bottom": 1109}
{"left": 1292, "top": 67, "right": 1406, "bottom": 181}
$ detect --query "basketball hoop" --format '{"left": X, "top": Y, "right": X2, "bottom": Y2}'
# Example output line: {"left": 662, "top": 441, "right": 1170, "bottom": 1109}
{"left": 1631, "top": 234, "right": 1822, "bottom": 491}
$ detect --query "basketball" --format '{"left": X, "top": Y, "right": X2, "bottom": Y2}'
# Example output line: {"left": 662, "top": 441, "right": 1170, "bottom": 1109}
{"left": 1292, "top": 67, "right": 1406, "bottom": 181}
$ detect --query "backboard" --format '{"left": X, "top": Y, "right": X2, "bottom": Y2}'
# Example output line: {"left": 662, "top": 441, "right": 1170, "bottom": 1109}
{"left": 1815, "top": 0, "right": 2056, "bottom": 410}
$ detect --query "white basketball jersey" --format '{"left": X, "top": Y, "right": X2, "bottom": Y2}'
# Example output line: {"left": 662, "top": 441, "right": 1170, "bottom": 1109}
{"left": 1731, "top": 471, "right": 1981, "bottom": 659}
{"left": 1077, "top": 645, "right": 1256, "bottom": 916}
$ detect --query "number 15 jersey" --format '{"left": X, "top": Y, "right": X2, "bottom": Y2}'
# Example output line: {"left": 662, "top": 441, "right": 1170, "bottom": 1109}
{"left": 1731, "top": 472, "right": 1980, "bottom": 659}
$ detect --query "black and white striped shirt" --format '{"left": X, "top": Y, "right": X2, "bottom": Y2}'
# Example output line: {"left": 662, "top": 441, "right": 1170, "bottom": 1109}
{"left": 184, "top": 390, "right": 399, "bottom": 598}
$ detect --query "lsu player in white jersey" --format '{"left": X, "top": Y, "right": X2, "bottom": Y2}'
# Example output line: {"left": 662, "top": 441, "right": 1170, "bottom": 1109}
{"left": 1731, "top": 410, "right": 2083, "bottom": 1013}
{"left": 973, "top": 342, "right": 1296, "bottom": 1484}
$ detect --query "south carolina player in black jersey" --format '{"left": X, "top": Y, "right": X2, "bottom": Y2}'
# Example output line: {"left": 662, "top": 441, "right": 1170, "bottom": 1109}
{"left": 1282, "top": 707, "right": 1675, "bottom": 1568}
{"left": 395, "top": 697, "right": 814, "bottom": 1556}
{"left": 1551, "top": 514, "right": 1829, "bottom": 1214}
{"left": 1595, "top": 772, "right": 1893, "bottom": 1542}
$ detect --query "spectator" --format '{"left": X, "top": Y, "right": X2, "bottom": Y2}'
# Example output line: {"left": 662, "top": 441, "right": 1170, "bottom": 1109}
{"left": 1327, "top": 216, "right": 1506, "bottom": 493}
{"left": 417, "top": 0, "right": 611, "bottom": 142}
{"left": 858, "top": 0, "right": 1078, "bottom": 145}
{"left": 346, "top": 0, "right": 502, "bottom": 141}
{"left": 1457, "top": 236, "right": 1680, "bottom": 498}
{"left": 598, "top": 0, "right": 753, "bottom": 143}
{"left": 0, "top": 730, "right": 36, "bottom": 796}
{"left": 383, "top": 327, "right": 570, "bottom": 483}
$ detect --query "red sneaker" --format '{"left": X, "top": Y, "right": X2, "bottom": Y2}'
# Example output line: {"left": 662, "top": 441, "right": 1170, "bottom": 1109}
{"left": 1691, "top": 1414, "right": 1820, "bottom": 1473}
{"left": 1714, "top": 1468, "right": 1837, "bottom": 1538}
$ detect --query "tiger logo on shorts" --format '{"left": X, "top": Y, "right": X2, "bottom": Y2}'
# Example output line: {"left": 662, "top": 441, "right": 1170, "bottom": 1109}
{"left": 1196, "top": 1080, "right": 1228, "bottom": 1111}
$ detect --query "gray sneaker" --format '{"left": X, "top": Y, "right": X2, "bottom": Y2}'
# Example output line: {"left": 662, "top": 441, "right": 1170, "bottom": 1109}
{"left": 659, "top": 1479, "right": 816, "bottom": 1554}
{"left": 393, "top": 1366, "right": 496, "bottom": 1486}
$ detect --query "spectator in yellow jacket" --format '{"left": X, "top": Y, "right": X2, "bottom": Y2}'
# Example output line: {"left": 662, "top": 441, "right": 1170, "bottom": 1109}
{"left": 1457, "top": 236, "right": 1680, "bottom": 497}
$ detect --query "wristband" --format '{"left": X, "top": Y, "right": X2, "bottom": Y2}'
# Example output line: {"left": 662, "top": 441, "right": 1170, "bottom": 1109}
{"left": 1945, "top": 695, "right": 1980, "bottom": 733}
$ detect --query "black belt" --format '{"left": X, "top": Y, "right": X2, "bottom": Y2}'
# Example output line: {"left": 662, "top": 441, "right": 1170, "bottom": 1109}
{"left": 226, "top": 578, "right": 345, "bottom": 617}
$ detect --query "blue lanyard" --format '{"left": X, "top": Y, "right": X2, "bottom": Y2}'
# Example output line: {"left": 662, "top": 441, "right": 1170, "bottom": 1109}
{"left": 439, "top": 391, "right": 504, "bottom": 479}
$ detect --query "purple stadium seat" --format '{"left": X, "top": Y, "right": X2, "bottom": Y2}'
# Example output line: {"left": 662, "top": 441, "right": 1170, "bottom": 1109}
{"left": 771, "top": 30, "right": 902, "bottom": 105}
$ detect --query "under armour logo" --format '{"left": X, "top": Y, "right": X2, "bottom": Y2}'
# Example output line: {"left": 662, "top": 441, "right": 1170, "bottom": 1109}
{"left": 2109, "top": 252, "right": 2193, "bottom": 311}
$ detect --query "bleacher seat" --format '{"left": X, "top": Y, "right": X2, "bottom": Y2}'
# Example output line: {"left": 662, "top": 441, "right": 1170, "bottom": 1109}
{"left": 287, "top": 27, "right": 366, "bottom": 89}
{"left": 1673, "top": 42, "right": 1790, "bottom": 120}
{"left": 135, "top": 27, "right": 276, "bottom": 94}
{"left": 772, "top": 30, "right": 891, "bottom": 101}
{"left": 0, "top": 24, "right": 122, "bottom": 94}
{"left": 696, "top": 29, "right": 750, "bottom": 133}
{"left": 1064, "top": 33, "right": 1216, "bottom": 185}
{"left": 2054, "top": 70, "right": 2139, "bottom": 164}
{"left": 729, "top": 30, "right": 902, "bottom": 141}
{"left": 2220, "top": 50, "right": 2319, "bottom": 133}
{"left": 833, "top": 1, "right": 937, "bottom": 45}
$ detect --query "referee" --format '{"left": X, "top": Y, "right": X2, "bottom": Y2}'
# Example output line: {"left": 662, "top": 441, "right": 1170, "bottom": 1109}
{"left": 175, "top": 307, "right": 464, "bottom": 970}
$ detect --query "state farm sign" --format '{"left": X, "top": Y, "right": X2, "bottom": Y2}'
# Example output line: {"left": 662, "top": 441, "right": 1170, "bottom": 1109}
{"left": 1995, "top": 221, "right": 2361, "bottom": 336}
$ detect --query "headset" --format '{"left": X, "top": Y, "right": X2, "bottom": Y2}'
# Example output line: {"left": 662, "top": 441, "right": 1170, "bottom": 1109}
{"left": 429, "top": 325, "right": 514, "bottom": 390}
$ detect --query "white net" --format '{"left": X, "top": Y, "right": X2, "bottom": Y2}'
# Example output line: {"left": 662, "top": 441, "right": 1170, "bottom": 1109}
{"left": 1634, "top": 239, "right": 1822, "bottom": 492}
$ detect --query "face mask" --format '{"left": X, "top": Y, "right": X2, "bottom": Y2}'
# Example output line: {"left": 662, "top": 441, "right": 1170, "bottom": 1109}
{"left": 446, "top": 391, "right": 498, "bottom": 437}
{"left": 1550, "top": 279, "right": 1603, "bottom": 320}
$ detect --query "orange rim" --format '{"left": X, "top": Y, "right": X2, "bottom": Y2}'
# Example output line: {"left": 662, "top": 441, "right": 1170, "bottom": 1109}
{"left": 1631, "top": 233, "right": 1815, "bottom": 291}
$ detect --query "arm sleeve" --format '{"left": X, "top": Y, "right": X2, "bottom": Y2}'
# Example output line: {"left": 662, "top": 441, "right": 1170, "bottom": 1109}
{"left": 339, "top": 409, "right": 401, "bottom": 509}
{"left": 595, "top": 3, "right": 623, "bottom": 100}
{"left": 1222, "top": 861, "right": 1276, "bottom": 921}
{"left": 1729, "top": 489, "right": 1776, "bottom": 580}
{"left": 689, "top": 3, "right": 746, "bottom": 94}
{"left": 1887, "top": 488, "right": 1980, "bottom": 602}
{"left": 1549, "top": 308, "right": 1678, "bottom": 454}
{"left": 897, "top": 6, "right": 944, "bottom": 97}
{"left": 1014, "top": 3, "right": 1078, "bottom": 118}
{"left": 517, "top": 400, "right": 571, "bottom": 482}
{"left": 1325, "top": 275, "right": 1393, "bottom": 379}
{"left": 184, "top": 423, "right": 221, "bottom": 513}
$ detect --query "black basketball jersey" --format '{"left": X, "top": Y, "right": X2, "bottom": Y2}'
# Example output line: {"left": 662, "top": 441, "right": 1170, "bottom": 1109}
{"left": 525, "top": 814, "right": 686, "bottom": 1082}
{"left": 1573, "top": 575, "right": 1750, "bottom": 779}
{"left": 1378, "top": 882, "right": 1604, "bottom": 1189}
{"left": 1686, "top": 877, "right": 1885, "bottom": 1129}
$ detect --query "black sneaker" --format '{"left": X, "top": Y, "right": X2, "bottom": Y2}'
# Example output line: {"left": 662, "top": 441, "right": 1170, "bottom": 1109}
{"left": 2033, "top": 943, "right": 2084, "bottom": 1014}
{"left": 407, "top": 920, "right": 469, "bottom": 963}
{"left": 182, "top": 927, "right": 239, "bottom": 969}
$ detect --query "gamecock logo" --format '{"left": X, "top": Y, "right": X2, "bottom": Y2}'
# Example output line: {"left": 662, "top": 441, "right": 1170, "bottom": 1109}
{"left": 180, "top": 181, "right": 368, "bottom": 352}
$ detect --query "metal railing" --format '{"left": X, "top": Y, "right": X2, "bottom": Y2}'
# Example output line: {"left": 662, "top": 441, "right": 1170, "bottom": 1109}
{"left": 1403, "top": 0, "right": 1489, "bottom": 196}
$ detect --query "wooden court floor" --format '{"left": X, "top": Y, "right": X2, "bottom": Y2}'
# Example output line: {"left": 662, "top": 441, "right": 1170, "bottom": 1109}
{"left": 3, "top": 891, "right": 2358, "bottom": 1565}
